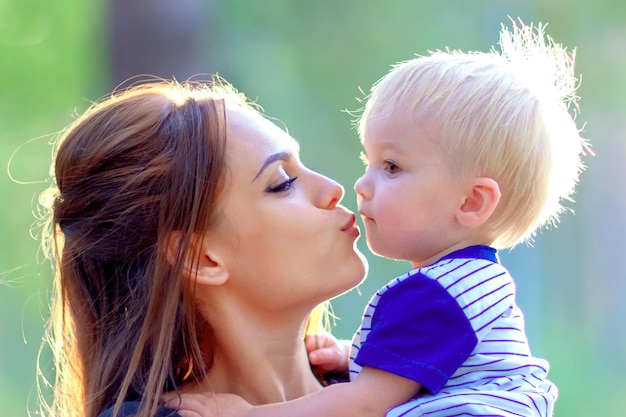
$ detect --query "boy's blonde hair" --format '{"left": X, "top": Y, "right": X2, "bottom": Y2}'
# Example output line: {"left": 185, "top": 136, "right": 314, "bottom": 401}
{"left": 359, "top": 21, "right": 589, "bottom": 249}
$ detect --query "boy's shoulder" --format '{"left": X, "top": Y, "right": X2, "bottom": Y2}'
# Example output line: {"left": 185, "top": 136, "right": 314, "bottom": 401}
{"left": 384, "top": 245, "right": 511, "bottom": 297}
{"left": 402, "top": 245, "right": 502, "bottom": 278}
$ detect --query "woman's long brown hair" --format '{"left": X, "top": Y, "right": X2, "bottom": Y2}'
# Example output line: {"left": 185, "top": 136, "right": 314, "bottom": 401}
{"left": 39, "top": 79, "right": 241, "bottom": 417}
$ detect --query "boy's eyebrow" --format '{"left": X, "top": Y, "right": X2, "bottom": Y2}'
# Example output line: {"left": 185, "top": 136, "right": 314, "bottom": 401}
{"left": 373, "top": 139, "right": 403, "bottom": 152}
{"left": 253, "top": 152, "right": 291, "bottom": 182}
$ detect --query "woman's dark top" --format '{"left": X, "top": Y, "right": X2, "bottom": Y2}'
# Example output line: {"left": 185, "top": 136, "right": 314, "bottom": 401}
{"left": 97, "top": 371, "right": 347, "bottom": 417}
{"left": 98, "top": 402, "right": 180, "bottom": 417}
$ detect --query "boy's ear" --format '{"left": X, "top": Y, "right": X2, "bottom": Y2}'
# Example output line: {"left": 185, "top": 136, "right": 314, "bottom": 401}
{"left": 456, "top": 177, "right": 501, "bottom": 228}
{"left": 167, "top": 232, "right": 229, "bottom": 286}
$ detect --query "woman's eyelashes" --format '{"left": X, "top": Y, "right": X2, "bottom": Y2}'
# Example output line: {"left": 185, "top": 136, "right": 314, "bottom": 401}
{"left": 266, "top": 176, "right": 298, "bottom": 193}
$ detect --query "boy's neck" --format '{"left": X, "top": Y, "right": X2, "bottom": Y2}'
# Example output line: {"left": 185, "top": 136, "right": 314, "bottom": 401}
{"left": 410, "top": 237, "right": 493, "bottom": 269}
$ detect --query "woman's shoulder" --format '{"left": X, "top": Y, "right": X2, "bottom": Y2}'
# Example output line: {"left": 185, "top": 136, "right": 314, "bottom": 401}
{"left": 98, "top": 401, "right": 180, "bottom": 417}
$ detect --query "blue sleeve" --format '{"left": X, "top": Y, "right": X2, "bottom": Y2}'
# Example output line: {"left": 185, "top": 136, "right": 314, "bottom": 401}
{"left": 354, "top": 275, "right": 477, "bottom": 394}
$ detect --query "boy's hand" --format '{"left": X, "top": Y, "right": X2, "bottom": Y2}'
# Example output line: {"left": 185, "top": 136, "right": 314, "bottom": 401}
{"left": 305, "top": 333, "right": 351, "bottom": 376}
{"left": 165, "top": 392, "right": 252, "bottom": 417}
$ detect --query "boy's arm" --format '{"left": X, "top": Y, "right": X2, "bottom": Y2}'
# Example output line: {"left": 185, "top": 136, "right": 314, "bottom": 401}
{"left": 257, "top": 366, "right": 420, "bottom": 417}
{"left": 169, "top": 366, "right": 421, "bottom": 417}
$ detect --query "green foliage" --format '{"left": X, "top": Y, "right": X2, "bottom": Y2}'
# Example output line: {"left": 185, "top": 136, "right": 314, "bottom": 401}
{"left": 0, "top": 0, "right": 106, "bottom": 415}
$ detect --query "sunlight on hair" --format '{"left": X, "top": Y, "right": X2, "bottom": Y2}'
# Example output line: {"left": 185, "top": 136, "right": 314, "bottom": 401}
{"left": 498, "top": 19, "right": 592, "bottom": 231}
{"left": 498, "top": 19, "right": 578, "bottom": 113}
{"left": 167, "top": 85, "right": 191, "bottom": 107}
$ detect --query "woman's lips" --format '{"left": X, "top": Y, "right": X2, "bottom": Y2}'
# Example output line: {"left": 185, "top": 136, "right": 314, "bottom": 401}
{"left": 341, "top": 214, "right": 360, "bottom": 238}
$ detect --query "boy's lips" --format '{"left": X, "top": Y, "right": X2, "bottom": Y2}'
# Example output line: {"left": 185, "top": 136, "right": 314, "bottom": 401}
{"left": 358, "top": 210, "right": 373, "bottom": 222}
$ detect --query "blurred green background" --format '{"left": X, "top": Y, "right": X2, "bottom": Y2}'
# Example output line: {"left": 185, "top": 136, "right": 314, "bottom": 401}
{"left": 1, "top": 1, "right": 624, "bottom": 416}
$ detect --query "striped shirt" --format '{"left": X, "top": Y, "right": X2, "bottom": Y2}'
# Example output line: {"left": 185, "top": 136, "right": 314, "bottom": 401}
{"left": 349, "top": 245, "right": 557, "bottom": 417}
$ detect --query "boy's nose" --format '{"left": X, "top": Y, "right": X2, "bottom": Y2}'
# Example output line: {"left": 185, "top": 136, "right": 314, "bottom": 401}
{"left": 354, "top": 174, "right": 370, "bottom": 200}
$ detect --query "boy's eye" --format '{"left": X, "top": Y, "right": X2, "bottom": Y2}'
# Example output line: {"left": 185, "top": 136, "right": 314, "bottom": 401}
{"left": 266, "top": 177, "right": 298, "bottom": 193}
{"left": 383, "top": 160, "right": 400, "bottom": 174}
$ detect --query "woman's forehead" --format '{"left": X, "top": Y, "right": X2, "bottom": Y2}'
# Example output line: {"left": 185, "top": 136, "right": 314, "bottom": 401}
{"left": 226, "top": 106, "right": 300, "bottom": 153}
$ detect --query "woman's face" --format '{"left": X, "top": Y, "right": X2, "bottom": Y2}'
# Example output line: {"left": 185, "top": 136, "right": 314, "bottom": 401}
{"left": 205, "top": 106, "right": 367, "bottom": 313}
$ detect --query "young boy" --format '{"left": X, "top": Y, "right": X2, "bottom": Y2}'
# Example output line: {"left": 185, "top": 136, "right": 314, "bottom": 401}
{"left": 168, "top": 20, "right": 588, "bottom": 417}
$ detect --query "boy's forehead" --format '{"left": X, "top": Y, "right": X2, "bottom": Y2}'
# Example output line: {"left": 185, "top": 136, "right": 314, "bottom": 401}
{"left": 363, "top": 107, "right": 431, "bottom": 140}
{"left": 363, "top": 114, "right": 435, "bottom": 152}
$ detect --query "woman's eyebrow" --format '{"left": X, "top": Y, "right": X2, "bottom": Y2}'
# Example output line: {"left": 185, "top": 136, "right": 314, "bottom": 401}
{"left": 253, "top": 152, "right": 291, "bottom": 182}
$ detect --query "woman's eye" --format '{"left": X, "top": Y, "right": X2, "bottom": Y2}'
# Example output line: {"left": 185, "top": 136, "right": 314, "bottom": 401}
{"left": 383, "top": 160, "right": 400, "bottom": 174}
{"left": 266, "top": 177, "right": 298, "bottom": 193}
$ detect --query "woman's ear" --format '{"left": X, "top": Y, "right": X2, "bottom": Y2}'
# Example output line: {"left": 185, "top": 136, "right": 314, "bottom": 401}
{"left": 456, "top": 177, "right": 501, "bottom": 228}
{"left": 167, "top": 232, "right": 229, "bottom": 286}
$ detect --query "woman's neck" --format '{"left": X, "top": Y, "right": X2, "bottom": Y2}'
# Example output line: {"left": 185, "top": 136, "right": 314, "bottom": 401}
{"left": 206, "top": 334, "right": 322, "bottom": 404}
{"left": 189, "top": 297, "right": 323, "bottom": 404}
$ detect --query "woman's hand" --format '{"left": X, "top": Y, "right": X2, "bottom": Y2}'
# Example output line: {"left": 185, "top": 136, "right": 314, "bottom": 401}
{"left": 164, "top": 392, "right": 252, "bottom": 417}
{"left": 305, "top": 332, "right": 351, "bottom": 376}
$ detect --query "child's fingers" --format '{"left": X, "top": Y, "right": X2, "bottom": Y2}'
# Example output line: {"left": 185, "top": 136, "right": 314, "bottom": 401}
{"left": 174, "top": 409, "right": 204, "bottom": 417}
{"left": 305, "top": 334, "right": 331, "bottom": 351}
{"left": 305, "top": 333, "right": 351, "bottom": 375}
{"left": 164, "top": 393, "right": 218, "bottom": 417}
{"left": 308, "top": 346, "right": 336, "bottom": 365}
{"left": 164, "top": 393, "right": 252, "bottom": 417}
{"left": 305, "top": 335, "right": 318, "bottom": 352}
{"left": 309, "top": 347, "right": 345, "bottom": 374}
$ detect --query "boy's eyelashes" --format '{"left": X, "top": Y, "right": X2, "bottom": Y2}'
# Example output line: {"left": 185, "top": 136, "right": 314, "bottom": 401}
{"left": 383, "top": 160, "right": 401, "bottom": 174}
{"left": 359, "top": 151, "right": 400, "bottom": 173}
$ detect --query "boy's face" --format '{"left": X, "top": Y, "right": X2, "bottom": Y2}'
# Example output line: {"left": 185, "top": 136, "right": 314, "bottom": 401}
{"left": 355, "top": 110, "right": 470, "bottom": 268}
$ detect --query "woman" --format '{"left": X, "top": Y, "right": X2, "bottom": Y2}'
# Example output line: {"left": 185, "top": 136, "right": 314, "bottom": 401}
{"left": 38, "top": 77, "right": 367, "bottom": 417}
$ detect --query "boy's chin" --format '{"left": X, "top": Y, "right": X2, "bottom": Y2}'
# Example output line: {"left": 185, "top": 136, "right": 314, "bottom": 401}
{"left": 366, "top": 243, "right": 404, "bottom": 262}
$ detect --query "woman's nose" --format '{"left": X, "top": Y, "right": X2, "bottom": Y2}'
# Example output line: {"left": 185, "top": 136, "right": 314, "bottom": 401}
{"left": 316, "top": 173, "right": 344, "bottom": 209}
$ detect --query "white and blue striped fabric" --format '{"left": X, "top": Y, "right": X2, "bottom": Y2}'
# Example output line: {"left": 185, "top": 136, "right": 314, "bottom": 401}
{"left": 349, "top": 246, "right": 557, "bottom": 417}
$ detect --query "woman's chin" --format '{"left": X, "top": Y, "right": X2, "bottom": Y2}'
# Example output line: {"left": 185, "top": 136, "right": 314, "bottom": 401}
{"left": 336, "top": 251, "right": 369, "bottom": 296}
